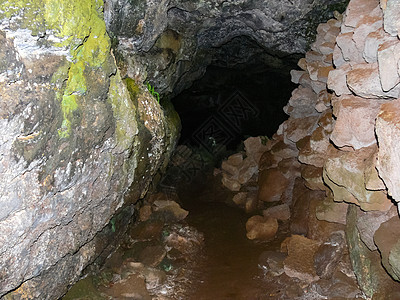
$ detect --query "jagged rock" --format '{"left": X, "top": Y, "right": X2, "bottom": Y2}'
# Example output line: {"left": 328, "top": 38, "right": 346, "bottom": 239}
{"left": 315, "top": 196, "right": 348, "bottom": 225}
{"left": 0, "top": 1, "right": 179, "bottom": 297}
{"left": 374, "top": 216, "right": 400, "bottom": 281}
{"left": 283, "top": 116, "right": 320, "bottom": 143}
{"left": 246, "top": 215, "right": 278, "bottom": 241}
{"left": 347, "top": 62, "right": 400, "bottom": 98}
{"left": 263, "top": 204, "right": 291, "bottom": 221}
{"left": 327, "top": 63, "right": 352, "bottom": 95}
{"left": 232, "top": 192, "right": 248, "bottom": 206}
{"left": 356, "top": 207, "right": 398, "bottom": 251}
{"left": 283, "top": 235, "right": 321, "bottom": 283}
{"left": 324, "top": 145, "right": 393, "bottom": 211}
{"left": 330, "top": 95, "right": 387, "bottom": 149}
{"left": 343, "top": 0, "right": 380, "bottom": 29}
{"left": 314, "top": 231, "right": 346, "bottom": 279}
{"left": 301, "top": 164, "right": 326, "bottom": 191}
{"left": 284, "top": 86, "right": 319, "bottom": 118}
{"left": 244, "top": 137, "right": 270, "bottom": 165}
{"left": 376, "top": 99, "right": 400, "bottom": 202}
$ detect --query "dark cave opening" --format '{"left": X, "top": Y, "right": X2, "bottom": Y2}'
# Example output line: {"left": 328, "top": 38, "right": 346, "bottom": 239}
{"left": 170, "top": 58, "right": 297, "bottom": 162}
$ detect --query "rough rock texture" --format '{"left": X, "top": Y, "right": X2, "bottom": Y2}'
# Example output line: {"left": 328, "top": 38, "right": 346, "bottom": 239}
{"left": 0, "top": 2, "right": 179, "bottom": 298}
{"left": 105, "top": 0, "right": 349, "bottom": 97}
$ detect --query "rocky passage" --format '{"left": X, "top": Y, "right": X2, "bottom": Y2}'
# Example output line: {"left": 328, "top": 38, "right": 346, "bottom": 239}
{"left": 4, "top": 0, "right": 400, "bottom": 298}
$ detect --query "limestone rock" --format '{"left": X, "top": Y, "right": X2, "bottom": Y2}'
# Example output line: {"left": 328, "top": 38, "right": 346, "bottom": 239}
{"left": 246, "top": 215, "right": 278, "bottom": 241}
{"left": 377, "top": 40, "right": 400, "bottom": 91}
{"left": 327, "top": 63, "right": 352, "bottom": 96}
{"left": 343, "top": 0, "right": 381, "bottom": 30}
{"left": 376, "top": 99, "right": 400, "bottom": 202}
{"left": 283, "top": 235, "right": 321, "bottom": 283}
{"left": 283, "top": 116, "right": 320, "bottom": 143}
{"left": 324, "top": 146, "right": 393, "bottom": 211}
{"left": 382, "top": 0, "right": 400, "bottom": 36}
{"left": 330, "top": 95, "right": 387, "bottom": 149}
{"left": 347, "top": 62, "right": 400, "bottom": 98}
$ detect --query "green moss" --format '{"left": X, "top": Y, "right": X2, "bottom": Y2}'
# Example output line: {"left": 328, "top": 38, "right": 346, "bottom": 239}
{"left": 108, "top": 74, "right": 138, "bottom": 152}
{"left": 123, "top": 77, "right": 140, "bottom": 101}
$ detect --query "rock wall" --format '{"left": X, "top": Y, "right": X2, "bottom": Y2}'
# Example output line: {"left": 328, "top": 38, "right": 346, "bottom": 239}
{"left": 105, "top": 0, "right": 349, "bottom": 97}
{"left": 220, "top": 0, "right": 400, "bottom": 297}
{"left": 0, "top": 1, "right": 179, "bottom": 299}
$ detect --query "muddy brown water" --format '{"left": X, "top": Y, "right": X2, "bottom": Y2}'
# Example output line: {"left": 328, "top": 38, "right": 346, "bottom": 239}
{"left": 176, "top": 176, "right": 289, "bottom": 299}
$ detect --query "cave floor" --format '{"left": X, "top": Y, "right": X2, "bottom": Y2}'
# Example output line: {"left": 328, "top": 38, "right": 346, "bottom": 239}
{"left": 63, "top": 171, "right": 365, "bottom": 300}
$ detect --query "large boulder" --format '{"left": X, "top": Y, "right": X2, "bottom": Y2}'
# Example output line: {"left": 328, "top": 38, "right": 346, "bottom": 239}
{"left": 0, "top": 2, "right": 179, "bottom": 298}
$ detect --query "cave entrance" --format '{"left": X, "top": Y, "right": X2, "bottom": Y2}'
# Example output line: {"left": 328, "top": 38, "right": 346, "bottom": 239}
{"left": 170, "top": 36, "right": 299, "bottom": 169}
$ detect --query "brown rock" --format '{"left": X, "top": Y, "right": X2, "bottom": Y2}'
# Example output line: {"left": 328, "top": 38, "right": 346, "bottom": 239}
{"left": 376, "top": 99, "right": 400, "bottom": 202}
{"left": 244, "top": 136, "right": 269, "bottom": 165}
{"left": 290, "top": 179, "right": 313, "bottom": 235}
{"left": 352, "top": 10, "right": 383, "bottom": 53}
{"left": 312, "top": 270, "right": 363, "bottom": 299}
{"left": 283, "top": 116, "right": 320, "bottom": 143}
{"left": 330, "top": 95, "right": 387, "bottom": 149}
{"left": 258, "top": 168, "right": 289, "bottom": 202}
{"left": 298, "top": 125, "right": 331, "bottom": 168}
{"left": 258, "top": 251, "right": 287, "bottom": 276}
{"left": 290, "top": 70, "right": 306, "bottom": 84}
{"left": 315, "top": 196, "right": 348, "bottom": 225}
{"left": 259, "top": 151, "right": 281, "bottom": 171}
{"left": 301, "top": 164, "right": 326, "bottom": 191}
{"left": 246, "top": 215, "right": 278, "bottom": 241}
{"left": 237, "top": 157, "right": 258, "bottom": 185}
{"left": 283, "top": 235, "right": 321, "bottom": 283}
{"left": 263, "top": 204, "right": 291, "bottom": 221}
{"left": 221, "top": 173, "right": 241, "bottom": 192}
{"left": 232, "top": 192, "right": 247, "bottom": 206}
{"left": 139, "top": 245, "right": 167, "bottom": 267}
{"left": 314, "top": 231, "right": 346, "bottom": 279}
{"left": 152, "top": 200, "right": 189, "bottom": 222}
{"left": 374, "top": 216, "right": 400, "bottom": 281}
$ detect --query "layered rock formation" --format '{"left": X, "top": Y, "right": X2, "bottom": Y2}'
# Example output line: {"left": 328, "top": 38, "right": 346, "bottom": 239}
{"left": 105, "top": 0, "right": 349, "bottom": 97}
{"left": 221, "top": 0, "right": 400, "bottom": 297}
{"left": 0, "top": 1, "right": 179, "bottom": 298}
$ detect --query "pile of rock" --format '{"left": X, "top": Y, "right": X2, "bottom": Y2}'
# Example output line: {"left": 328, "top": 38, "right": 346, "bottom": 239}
{"left": 219, "top": 0, "right": 400, "bottom": 297}
{"left": 64, "top": 191, "right": 204, "bottom": 299}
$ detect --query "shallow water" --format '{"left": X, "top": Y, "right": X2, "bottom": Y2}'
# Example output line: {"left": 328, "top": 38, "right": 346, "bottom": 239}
{"left": 176, "top": 176, "right": 287, "bottom": 299}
